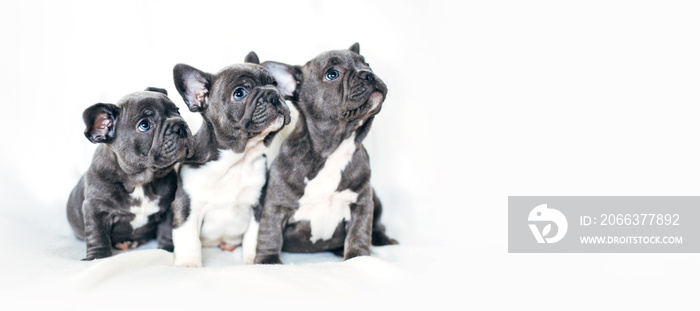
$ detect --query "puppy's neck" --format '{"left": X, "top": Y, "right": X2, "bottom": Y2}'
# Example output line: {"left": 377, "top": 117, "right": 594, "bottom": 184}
{"left": 91, "top": 146, "right": 156, "bottom": 193}
{"left": 295, "top": 113, "right": 373, "bottom": 158}
{"left": 187, "top": 118, "right": 266, "bottom": 165}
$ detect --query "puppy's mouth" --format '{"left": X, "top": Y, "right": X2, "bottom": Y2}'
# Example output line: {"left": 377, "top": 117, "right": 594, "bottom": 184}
{"left": 152, "top": 142, "right": 191, "bottom": 171}
{"left": 342, "top": 101, "right": 371, "bottom": 119}
{"left": 349, "top": 83, "right": 369, "bottom": 101}
{"left": 161, "top": 138, "right": 189, "bottom": 160}
{"left": 342, "top": 91, "right": 384, "bottom": 120}
{"left": 247, "top": 113, "right": 287, "bottom": 139}
{"left": 263, "top": 116, "right": 286, "bottom": 136}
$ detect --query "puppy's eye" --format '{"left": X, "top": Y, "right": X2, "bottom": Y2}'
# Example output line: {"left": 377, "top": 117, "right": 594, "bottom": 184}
{"left": 233, "top": 87, "right": 247, "bottom": 100}
{"left": 138, "top": 120, "right": 151, "bottom": 132}
{"left": 325, "top": 68, "right": 340, "bottom": 81}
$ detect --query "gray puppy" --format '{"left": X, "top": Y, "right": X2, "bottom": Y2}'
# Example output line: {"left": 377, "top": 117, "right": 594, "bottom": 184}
{"left": 67, "top": 88, "right": 194, "bottom": 260}
{"left": 170, "top": 55, "right": 291, "bottom": 267}
{"left": 255, "top": 43, "right": 397, "bottom": 264}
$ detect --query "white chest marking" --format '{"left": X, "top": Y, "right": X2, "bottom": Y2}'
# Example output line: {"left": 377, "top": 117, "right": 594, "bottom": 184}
{"left": 172, "top": 120, "right": 283, "bottom": 267}
{"left": 180, "top": 141, "right": 267, "bottom": 245}
{"left": 129, "top": 185, "right": 161, "bottom": 230}
{"left": 293, "top": 133, "right": 358, "bottom": 243}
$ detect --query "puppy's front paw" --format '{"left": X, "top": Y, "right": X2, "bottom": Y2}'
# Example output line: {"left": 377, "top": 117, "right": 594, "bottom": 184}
{"left": 243, "top": 255, "right": 255, "bottom": 265}
{"left": 83, "top": 248, "right": 112, "bottom": 261}
{"left": 114, "top": 241, "right": 139, "bottom": 250}
{"left": 158, "top": 242, "right": 174, "bottom": 252}
{"left": 218, "top": 241, "right": 240, "bottom": 252}
{"left": 242, "top": 249, "right": 256, "bottom": 265}
{"left": 174, "top": 259, "right": 202, "bottom": 268}
{"left": 254, "top": 254, "right": 282, "bottom": 265}
{"left": 344, "top": 248, "right": 370, "bottom": 261}
{"left": 372, "top": 231, "right": 399, "bottom": 246}
{"left": 173, "top": 253, "right": 202, "bottom": 268}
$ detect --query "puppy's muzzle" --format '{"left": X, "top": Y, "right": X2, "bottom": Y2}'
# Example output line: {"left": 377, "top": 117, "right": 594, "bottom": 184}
{"left": 160, "top": 118, "right": 194, "bottom": 160}
{"left": 343, "top": 69, "right": 386, "bottom": 120}
{"left": 348, "top": 70, "right": 377, "bottom": 100}
{"left": 252, "top": 88, "right": 290, "bottom": 126}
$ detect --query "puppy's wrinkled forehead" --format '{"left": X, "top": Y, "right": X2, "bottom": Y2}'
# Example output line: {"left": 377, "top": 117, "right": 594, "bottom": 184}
{"left": 213, "top": 64, "right": 277, "bottom": 91}
{"left": 116, "top": 92, "right": 180, "bottom": 120}
{"left": 308, "top": 50, "right": 370, "bottom": 72}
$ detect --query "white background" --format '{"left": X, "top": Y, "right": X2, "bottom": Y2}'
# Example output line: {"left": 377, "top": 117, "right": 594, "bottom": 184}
{"left": 1, "top": 0, "right": 699, "bottom": 310}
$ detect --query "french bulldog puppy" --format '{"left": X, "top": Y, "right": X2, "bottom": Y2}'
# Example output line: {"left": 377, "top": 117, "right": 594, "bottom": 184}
{"left": 170, "top": 54, "right": 291, "bottom": 267}
{"left": 255, "top": 43, "right": 397, "bottom": 264}
{"left": 67, "top": 87, "right": 194, "bottom": 260}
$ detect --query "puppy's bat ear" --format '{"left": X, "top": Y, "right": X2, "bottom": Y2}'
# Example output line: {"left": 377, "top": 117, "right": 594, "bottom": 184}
{"left": 173, "top": 63, "right": 213, "bottom": 112}
{"left": 349, "top": 42, "right": 360, "bottom": 54}
{"left": 245, "top": 51, "right": 260, "bottom": 64}
{"left": 83, "top": 103, "right": 120, "bottom": 144}
{"left": 262, "top": 61, "right": 302, "bottom": 99}
{"left": 144, "top": 87, "right": 168, "bottom": 96}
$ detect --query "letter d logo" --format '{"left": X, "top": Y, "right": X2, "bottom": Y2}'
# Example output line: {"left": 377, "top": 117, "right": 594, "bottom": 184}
{"left": 528, "top": 204, "right": 568, "bottom": 244}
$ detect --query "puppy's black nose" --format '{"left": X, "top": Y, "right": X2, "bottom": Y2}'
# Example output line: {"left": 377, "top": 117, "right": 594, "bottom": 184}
{"left": 357, "top": 71, "right": 375, "bottom": 83}
{"left": 167, "top": 121, "right": 188, "bottom": 139}
{"left": 264, "top": 92, "right": 281, "bottom": 106}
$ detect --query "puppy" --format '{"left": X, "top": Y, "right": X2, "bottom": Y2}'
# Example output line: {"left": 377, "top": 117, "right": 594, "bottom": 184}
{"left": 67, "top": 87, "right": 194, "bottom": 260}
{"left": 255, "top": 43, "right": 397, "bottom": 264}
{"left": 170, "top": 54, "right": 291, "bottom": 267}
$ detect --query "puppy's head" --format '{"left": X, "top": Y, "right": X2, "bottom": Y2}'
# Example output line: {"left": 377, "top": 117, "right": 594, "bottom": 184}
{"left": 173, "top": 55, "right": 291, "bottom": 152}
{"left": 82, "top": 88, "right": 194, "bottom": 174}
{"left": 262, "top": 43, "right": 387, "bottom": 124}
